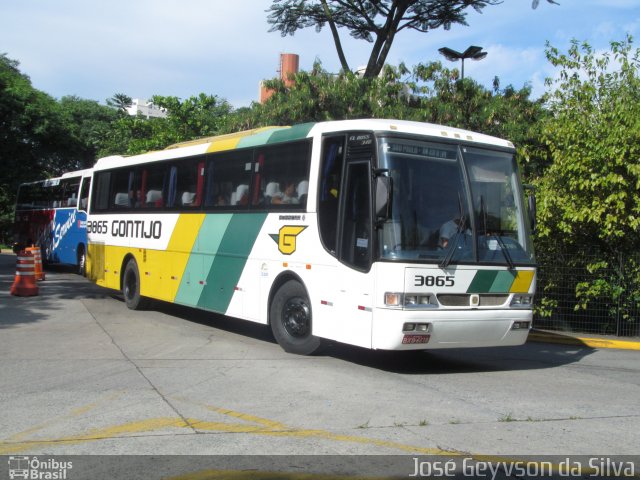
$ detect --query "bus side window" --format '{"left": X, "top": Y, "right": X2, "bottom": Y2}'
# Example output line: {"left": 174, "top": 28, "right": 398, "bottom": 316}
{"left": 168, "top": 160, "right": 203, "bottom": 208}
{"left": 256, "top": 141, "right": 310, "bottom": 209}
{"left": 92, "top": 172, "right": 111, "bottom": 212}
{"left": 318, "top": 137, "right": 345, "bottom": 254}
{"left": 79, "top": 177, "right": 91, "bottom": 211}
{"left": 144, "top": 164, "right": 166, "bottom": 208}
{"left": 204, "top": 150, "right": 253, "bottom": 208}
{"left": 128, "top": 170, "right": 142, "bottom": 208}
{"left": 110, "top": 170, "right": 131, "bottom": 209}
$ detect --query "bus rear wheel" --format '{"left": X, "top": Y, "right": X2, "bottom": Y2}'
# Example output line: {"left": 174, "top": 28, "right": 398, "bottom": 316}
{"left": 77, "top": 246, "right": 86, "bottom": 276}
{"left": 270, "top": 280, "right": 321, "bottom": 355}
{"left": 122, "top": 259, "right": 149, "bottom": 310}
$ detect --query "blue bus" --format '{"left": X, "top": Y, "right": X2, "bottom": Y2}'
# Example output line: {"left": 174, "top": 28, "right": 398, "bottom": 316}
{"left": 14, "top": 169, "right": 92, "bottom": 274}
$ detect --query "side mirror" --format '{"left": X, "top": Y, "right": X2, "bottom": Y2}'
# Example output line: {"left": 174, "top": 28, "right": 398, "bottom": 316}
{"left": 375, "top": 175, "right": 392, "bottom": 225}
{"left": 524, "top": 185, "right": 537, "bottom": 233}
{"left": 522, "top": 184, "right": 538, "bottom": 233}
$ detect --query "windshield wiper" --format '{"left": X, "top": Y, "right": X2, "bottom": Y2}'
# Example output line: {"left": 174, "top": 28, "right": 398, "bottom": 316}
{"left": 479, "top": 195, "right": 515, "bottom": 270}
{"left": 439, "top": 193, "right": 465, "bottom": 269}
{"left": 490, "top": 233, "right": 515, "bottom": 270}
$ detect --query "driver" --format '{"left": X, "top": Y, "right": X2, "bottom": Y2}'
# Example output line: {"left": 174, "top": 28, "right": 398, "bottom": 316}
{"left": 439, "top": 219, "right": 465, "bottom": 249}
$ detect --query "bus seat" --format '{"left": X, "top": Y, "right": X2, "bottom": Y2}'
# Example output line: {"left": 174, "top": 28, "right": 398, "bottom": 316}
{"left": 114, "top": 193, "right": 129, "bottom": 207}
{"left": 264, "top": 182, "right": 281, "bottom": 204}
{"left": 181, "top": 191, "right": 196, "bottom": 206}
{"left": 146, "top": 190, "right": 162, "bottom": 206}
{"left": 232, "top": 184, "right": 249, "bottom": 205}
{"left": 297, "top": 180, "right": 309, "bottom": 204}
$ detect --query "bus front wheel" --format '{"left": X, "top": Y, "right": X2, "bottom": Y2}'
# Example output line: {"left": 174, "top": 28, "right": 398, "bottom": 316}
{"left": 270, "top": 280, "right": 321, "bottom": 355}
{"left": 122, "top": 259, "right": 149, "bottom": 310}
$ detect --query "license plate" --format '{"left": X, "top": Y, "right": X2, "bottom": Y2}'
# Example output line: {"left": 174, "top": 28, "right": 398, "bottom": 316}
{"left": 402, "top": 334, "right": 430, "bottom": 345}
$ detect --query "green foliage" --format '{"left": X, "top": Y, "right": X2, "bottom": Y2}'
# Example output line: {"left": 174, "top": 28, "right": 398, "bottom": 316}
{"left": 225, "top": 60, "right": 547, "bottom": 179}
{"left": 539, "top": 36, "right": 640, "bottom": 246}
{"left": 0, "top": 55, "right": 67, "bottom": 241}
{"left": 409, "top": 61, "right": 549, "bottom": 178}
{"left": 534, "top": 36, "right": 640, "bottom": 333}
{"left": 58, "top": 95, "right": 118, "bottom": 170}
{"left": 227, "top": 62, "right": 413, "bottom": 126}
{"left": 152, "top": 94, "right": 232, "bottom": 145}
{"left": 0, "top": 55, "right": 118, "bottom": 242}
{"left": 102, "top": 94, "right": 233, "bottom": 156}
{"left": 106, "top": 93, "right": 132, "bottom": 112}
{"left": 1, "top": 55, "right": 63, "bottom": 177}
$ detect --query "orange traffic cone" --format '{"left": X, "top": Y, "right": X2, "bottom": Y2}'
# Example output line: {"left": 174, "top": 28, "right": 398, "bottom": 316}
{"left": 26, "top": 245, "right": 45, "bottom": 281}
{"left": 10, "top": 250, "right": 39, "bottom": 297}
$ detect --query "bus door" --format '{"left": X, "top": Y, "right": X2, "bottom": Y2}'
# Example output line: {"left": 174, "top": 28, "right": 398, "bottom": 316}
{"left": 316, "top": 133, "right": 375, "bottom": 348}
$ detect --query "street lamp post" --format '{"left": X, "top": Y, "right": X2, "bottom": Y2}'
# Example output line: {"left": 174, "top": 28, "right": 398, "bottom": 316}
{"left": 438, "top": 45, "right": 487, "bottom": 80}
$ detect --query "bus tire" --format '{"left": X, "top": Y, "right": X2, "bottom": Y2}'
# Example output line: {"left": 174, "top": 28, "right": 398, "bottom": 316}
{"left": 270, "top": 280, "right": 321, "bottom": 355}
{"left": 77, "top": 246, "right": 86, "bottom": 276}
{"left": 122, "top": 259, "right": 149, "bottom": 310}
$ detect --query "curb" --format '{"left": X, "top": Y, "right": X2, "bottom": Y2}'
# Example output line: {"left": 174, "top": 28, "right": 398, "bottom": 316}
{"left": 528, "top": 330, "right": 640, "bottom": 351}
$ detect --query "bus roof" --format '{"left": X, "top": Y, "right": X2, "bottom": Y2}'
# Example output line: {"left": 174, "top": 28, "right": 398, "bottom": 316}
{"left": 19, "top": 168, "right": 94, "bottom": 188}
{"left": 92, "top": 119, "right": 514, "bottom": 172}
{"left": 61, "top": 168, "right": 93, "bottom": 179}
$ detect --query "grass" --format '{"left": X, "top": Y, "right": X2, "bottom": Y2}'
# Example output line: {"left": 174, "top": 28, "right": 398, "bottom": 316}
{"left": 357, "top": 420, "right": 370, "bottom": 429}
{"left": 499, "top": 412, "right": 517, "bottom": 422}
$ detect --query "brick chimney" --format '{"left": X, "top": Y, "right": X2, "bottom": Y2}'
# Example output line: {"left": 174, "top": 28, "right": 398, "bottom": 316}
{"left": 260, "top": 53, "right": 300, "bottom": 103}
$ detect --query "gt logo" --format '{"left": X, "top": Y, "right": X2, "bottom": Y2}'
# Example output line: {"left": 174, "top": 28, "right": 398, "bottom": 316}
{"left": 270, "top": 226, "right": 307, "bottom": 255}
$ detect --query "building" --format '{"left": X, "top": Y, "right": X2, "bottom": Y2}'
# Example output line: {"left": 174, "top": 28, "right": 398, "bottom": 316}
{"left": 126, "top": 99, "right": 168, "bottom": 119}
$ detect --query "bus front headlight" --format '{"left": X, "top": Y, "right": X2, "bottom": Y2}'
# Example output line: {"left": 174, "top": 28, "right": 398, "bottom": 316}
{"left": 385, "top": 292, "right": 403, "bottom": 307}
{"left": 510, "top": 294, "right": 534, "bottom": 307}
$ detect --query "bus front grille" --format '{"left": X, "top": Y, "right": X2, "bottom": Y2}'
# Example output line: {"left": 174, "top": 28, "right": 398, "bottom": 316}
{"left": 437, "top": 294, "right": 509, "bottom": 307}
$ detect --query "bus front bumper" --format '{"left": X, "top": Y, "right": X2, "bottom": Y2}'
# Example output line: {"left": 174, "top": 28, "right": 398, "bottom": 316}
{"left": 371, "top": 308, "right": 532, "bottom": 350}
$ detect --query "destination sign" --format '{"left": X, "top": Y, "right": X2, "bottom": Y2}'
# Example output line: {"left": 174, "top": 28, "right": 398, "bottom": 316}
{"left": 384, "top": 142, "right": 457, "bottom": 161}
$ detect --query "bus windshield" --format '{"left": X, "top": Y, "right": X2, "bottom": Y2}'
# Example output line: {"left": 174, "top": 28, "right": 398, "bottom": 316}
{"left": 377, "top": 136, "right": 535, "bottom": 266}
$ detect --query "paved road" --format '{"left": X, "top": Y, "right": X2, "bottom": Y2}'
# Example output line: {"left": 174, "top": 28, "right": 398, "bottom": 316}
{"left": 0, "top": 252, "right": 638, "bottom": 477}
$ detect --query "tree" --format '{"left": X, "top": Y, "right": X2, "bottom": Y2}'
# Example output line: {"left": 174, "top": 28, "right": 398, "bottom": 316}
{"left": 267, "top": 0, "right": 559, "bottom": 78}
{"left": 229, "top": 61, "right": 412, "bottom": 126}
{"left": 58, "top": 96, "right": 118, "bottom": 171}
{"left": 106, "top": 93, "right": 133, "bottom": 112}
{"left": 101, "top": 93, "right": 233, "bottom": 156}
{"left": 0, "top": 54, "right": 66, "bottom": 242}
{"left": 151, "top": 94, "right": 232, "bottom": 143}
{"left": 409, "top": 61, "right": 549, "bottom": 178}
{"left": 534, "top": 36, "right": 640, "bottom": 334}
{"left": 225, "top": 59, "right": 547, "bottom": 179}
{"left": 0, "top": 55, "right": 119, "bottom": 243}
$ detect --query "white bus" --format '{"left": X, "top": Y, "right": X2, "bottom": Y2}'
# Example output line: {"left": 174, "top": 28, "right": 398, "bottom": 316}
{"left": 86, "top": 119, "right": 536, "bottom": 354}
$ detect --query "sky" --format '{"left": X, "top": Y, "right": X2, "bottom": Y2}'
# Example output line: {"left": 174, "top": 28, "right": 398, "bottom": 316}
{"left": 1, "top": 0, "right": 639, "bottom": 108}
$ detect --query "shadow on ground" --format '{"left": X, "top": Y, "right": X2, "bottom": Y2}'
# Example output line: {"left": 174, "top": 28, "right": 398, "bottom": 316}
{"left": 150, "top": 295, "right": 595, "bottom": 375}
